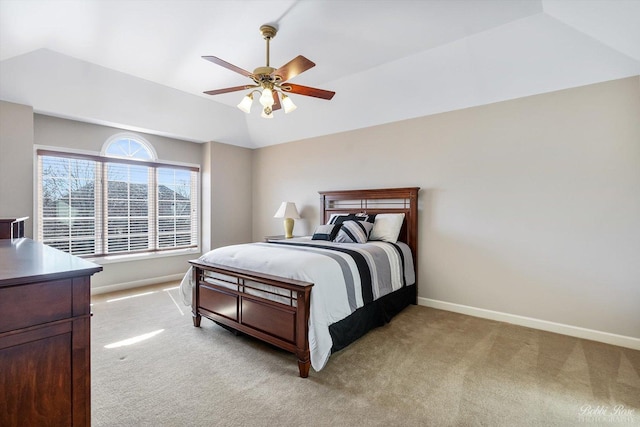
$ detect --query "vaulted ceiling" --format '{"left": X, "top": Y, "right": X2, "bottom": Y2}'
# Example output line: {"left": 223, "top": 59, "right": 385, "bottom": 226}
{"left": 1, "top": 0, "right": 638, "bottom": 148}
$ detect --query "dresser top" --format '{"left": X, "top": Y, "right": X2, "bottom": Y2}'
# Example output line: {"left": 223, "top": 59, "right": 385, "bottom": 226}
{"left": 0, "top": 238, "right": 102, "bottom": 287}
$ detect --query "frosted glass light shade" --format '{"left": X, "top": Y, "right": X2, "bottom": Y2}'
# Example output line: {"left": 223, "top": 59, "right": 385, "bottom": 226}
{"left": 259, "top": 88, "right": 274, "bottom": 108}
{"left": 237, "top": 94, "right": 253, "bottom": 113}
{"left": 282, "top": 94, "right": 297, "bottom": 114}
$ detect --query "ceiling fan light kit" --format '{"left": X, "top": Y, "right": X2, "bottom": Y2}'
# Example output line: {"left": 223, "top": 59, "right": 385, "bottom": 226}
{"left": 203, "top": 24, "right": 335, "bottom": 118}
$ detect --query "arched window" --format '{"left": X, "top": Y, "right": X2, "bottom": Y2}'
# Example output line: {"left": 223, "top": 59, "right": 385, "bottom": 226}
{"left": 102, "top": 133, "right": 157, "bottom": 161}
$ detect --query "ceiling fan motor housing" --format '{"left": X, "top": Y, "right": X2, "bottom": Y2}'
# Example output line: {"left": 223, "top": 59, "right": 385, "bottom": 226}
{"left": 253, "top": 66, "right": 277, "bottom": 78}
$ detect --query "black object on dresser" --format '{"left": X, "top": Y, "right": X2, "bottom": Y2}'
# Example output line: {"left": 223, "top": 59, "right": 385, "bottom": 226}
{"left": 0, "top": 217, "right": 27, "bottom": 240}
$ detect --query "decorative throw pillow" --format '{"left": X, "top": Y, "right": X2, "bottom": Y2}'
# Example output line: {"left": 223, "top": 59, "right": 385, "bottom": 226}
{"left": 369, "top": 213, "right": 405, "bottom": 243}
{"left": 358, "top": 213, "right": 377, "bottom": 223}
{"left": 311, "top": 224, "right": 338, "bottom": 241}
{"left": 334, "top": 220, "right": 373, "bottom": 244}
{"left": 328, "top": 213, "right": 376, "bottom": 225}
{"left": 328, "top": 213, "right": 361, "bottom": 225}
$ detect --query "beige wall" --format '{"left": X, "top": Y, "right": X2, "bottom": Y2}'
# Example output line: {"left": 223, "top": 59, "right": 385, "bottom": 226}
{"left": 0, "top": 101, "right": 34, "bottom": 237}
{"left": 252, "top": 77, "right": 640, "bottom": 339}
{"left": 203, "top": 140, "right": 253, "bottom": 251}
{"left": 34, "top": 115, "right": 204, "bottom": 165}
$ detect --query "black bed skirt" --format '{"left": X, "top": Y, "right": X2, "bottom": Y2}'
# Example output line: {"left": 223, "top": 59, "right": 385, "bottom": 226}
{"left": 329, "top": 284, "right": 416, "bottom": 353}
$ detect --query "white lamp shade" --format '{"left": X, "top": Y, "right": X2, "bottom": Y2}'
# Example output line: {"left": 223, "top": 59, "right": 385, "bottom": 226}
{"left": 259, "top": 88, "right": 275, "bottom": 108}
{"left": 281, "top": 94, "right": 297, "bottom": 114}
{"left": 237, "top": 94, "right": 253, "bottom": 113}
{"left": 273, "top": 202, "right": 300, "bottom": 219}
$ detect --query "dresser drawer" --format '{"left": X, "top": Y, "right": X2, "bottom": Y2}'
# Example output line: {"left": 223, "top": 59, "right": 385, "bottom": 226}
{"left": 0, "top": 279, "right": 73, "bottom": 333}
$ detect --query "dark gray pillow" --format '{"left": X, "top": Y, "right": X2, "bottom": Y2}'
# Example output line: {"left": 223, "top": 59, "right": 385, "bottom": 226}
{"left": 312, "top": 224, "right": 338, "bottom": 241}
{"left": 328, "top": 213, "right": 377, "bottom": 225}
{"left": 328, "top": 213, "right": 360, "bottom": 225}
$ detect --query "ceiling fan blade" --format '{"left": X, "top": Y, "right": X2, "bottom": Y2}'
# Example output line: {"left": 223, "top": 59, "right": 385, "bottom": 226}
{"left": 283, "top": 83, "right": 335, "bottom": 100}
{"left": 272, "top": 55, "right": 315, "bottom": 82}
{"left": 204, "top": 85, "right": 254, "bottom": 96}
{"left": 272, "top": 91, "right": 282, "bottom": 111}
{"left": 202, "top": 56, "right": 252, "bottom": 77}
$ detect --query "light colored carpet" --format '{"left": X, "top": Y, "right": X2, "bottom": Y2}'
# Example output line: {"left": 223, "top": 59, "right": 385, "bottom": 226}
{"left": 91, "top": 282, "right": 640, "bottom": 426}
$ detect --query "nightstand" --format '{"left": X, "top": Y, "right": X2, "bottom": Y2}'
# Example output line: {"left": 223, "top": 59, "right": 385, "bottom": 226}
{"left": 264, "top": 235, "right": 298, "bottom": 242}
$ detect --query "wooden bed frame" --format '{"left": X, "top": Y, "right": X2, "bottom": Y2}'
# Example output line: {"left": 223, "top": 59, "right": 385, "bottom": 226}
{"left": 189, "top": 187, "right": 419, "bottom": 377}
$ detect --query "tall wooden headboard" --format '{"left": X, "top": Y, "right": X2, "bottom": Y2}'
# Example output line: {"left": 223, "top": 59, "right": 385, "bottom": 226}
{"left": 318, "top": 187, "right": 420, "bottom": 291}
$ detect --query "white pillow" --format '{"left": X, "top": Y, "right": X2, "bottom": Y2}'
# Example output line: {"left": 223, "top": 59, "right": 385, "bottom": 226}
{"left": 369, "top": 213, "right": 405, "bottom": 243}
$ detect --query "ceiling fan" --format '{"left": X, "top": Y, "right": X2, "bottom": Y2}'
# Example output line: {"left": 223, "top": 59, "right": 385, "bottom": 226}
{"left": 202, "top": 24, "right": 335, "bottom": 118}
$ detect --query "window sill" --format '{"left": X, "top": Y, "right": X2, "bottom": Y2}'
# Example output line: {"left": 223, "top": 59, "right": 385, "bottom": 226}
{"left": 87, "top": 247, "right": 200, "bottom": 265}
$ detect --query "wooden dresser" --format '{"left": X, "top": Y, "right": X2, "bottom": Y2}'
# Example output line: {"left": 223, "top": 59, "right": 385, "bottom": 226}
{"left": 0, "top": 238, "right": 102, "bottom": 426}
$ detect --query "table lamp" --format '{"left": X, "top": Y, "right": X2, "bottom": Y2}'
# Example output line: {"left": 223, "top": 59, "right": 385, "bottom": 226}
{"left": 274, "top": 202, "right": 300, "bottom": 238}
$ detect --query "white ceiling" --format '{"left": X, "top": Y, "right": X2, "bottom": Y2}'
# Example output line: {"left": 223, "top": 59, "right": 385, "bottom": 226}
{"left": 1, "top": 0, "right": 638, "bottom": 148}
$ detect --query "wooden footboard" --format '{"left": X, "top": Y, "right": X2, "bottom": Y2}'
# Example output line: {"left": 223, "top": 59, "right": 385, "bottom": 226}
{"left": 189, "top": 260, "right": 314, "bottom": 378}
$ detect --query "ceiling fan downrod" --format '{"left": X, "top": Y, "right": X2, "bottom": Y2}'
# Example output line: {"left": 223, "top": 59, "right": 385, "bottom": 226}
{"left": 260, "top": 25, "right": 277, "bottom": 69}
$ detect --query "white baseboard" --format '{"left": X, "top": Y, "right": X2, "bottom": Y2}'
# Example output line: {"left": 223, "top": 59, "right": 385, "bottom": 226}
{"left": 418, "top": 297, "right": 640, "bottom": 351}
{"left": 91, "top": 273, "right": 184, "bottom": 295}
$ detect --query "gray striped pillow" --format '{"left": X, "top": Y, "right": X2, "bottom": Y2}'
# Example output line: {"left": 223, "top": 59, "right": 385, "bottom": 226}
{"left": 334, "top": 220, "right": 373, "bottom": 243}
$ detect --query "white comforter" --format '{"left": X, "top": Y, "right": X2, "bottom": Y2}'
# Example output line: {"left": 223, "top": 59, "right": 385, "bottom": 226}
{"left": 180, "top": 237, "right": 414, "bottom": 371}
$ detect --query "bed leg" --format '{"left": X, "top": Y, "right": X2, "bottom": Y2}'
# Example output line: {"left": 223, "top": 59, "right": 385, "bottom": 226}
{"left": 295, "top": 288, "right": 312, "bottom": 378}
{"left": 191, "top": 267, "right": 201, "bottom": 327}
{"left": 192, "top": 313, "right": 201, "bottom": 327}
{"left": 297, "top": 357, "right": 311, "bottom": 378}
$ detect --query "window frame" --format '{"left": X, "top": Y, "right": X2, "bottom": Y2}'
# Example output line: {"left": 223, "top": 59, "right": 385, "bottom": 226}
{"left": 35, "top": 144, "right": 200, "bottom": 260}
{"left": 102, "top": 132, "right": 159, "bottom": 160}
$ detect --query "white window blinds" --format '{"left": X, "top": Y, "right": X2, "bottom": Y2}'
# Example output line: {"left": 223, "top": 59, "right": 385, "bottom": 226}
{"left": 37, "top": 149, "right": 198, "bottom": 257}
